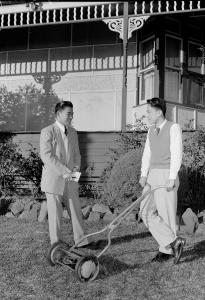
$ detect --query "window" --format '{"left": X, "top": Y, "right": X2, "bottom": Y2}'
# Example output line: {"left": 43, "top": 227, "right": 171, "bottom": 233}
{"left": 186, "top": 42, "right": 205, "bottom": 106}
{"left": 188, "top": 42, "right": 201, "bottom": 74}
{"left": 139, "top": 37, "right": 155, "bottom": 103}
{"left": 165, "top": 35, "right": 182, "bottom": 103}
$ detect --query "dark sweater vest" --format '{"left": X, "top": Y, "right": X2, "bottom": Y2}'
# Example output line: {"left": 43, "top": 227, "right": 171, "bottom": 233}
{"left": 149, "top": 121, "right": 174, "bottom": 169}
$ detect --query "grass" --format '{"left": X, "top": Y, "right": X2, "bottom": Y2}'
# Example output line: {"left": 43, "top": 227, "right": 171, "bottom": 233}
{"left": 0, "top": 216, "right": 205, "bottom": 300}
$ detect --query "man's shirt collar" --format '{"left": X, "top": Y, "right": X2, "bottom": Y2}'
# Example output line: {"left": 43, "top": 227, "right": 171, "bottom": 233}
{"left": 158, "top": 119, "right": 167, "bottom": 130}
{"left": 55, "top": 120, "right": 65, "bottom": 133}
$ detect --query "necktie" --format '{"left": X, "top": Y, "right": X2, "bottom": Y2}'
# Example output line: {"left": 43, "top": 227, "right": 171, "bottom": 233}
{"left": 64, "top": 126, "right": 68, "bottom": 136}
{"left": 154, "top": 127, "right": 160, "bottom": 135}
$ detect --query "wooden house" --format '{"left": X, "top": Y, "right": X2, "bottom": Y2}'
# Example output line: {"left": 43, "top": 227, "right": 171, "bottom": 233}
{"left": 0, "top": 1, "right": 205, "bottom": 183}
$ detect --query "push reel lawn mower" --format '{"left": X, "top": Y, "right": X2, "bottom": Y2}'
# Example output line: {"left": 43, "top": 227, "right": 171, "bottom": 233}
{"left": 48, "top": 185, "right": 166, "bottom": 282}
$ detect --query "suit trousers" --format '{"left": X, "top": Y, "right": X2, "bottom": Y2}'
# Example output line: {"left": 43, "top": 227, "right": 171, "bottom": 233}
{"left": 46, "top": 181, "right": 88, "bottom": 246}
{"left": 140, "top": 169, "right": 179, "bottom": 254}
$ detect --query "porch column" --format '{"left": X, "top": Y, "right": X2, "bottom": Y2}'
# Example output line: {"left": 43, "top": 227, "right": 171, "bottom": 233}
{"left": 121, "top": 1, "right": 129, "bottom": 131}
{"left": 103, "top": 10, "right": 149, "bottom": 131}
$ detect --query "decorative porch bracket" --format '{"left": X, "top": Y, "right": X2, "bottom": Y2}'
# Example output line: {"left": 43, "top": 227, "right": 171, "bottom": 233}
{"left": 33, "top": 73, "right": 66, "bottom": 94}
{"left": 103, "top": 16, "right": 150, "bottom": 40}
{"left": 103, "top": 14, "right": 149, "bottom": 132}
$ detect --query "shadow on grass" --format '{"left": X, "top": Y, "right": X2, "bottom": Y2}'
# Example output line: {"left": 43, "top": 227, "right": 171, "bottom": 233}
{"left": 98, "top": 254, "right": 144, "bottom": 280}
{"left": 99, "top": 238, "right": 205, "bottom": 279}
{"left": 94, "top": 231, "right": 151, "bottom": 250}
{"left": 181, "top": 240, "right": 205, "bottom": 263}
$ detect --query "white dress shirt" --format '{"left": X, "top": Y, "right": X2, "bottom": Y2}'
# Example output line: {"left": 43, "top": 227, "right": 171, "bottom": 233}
{"left": 55, "top": 120, "right": 80, "bottom": 174}
{"left": 55, "top": 120, "right": 67, "bottom": 138}
{"left": 55, "top": 120, "right": 72, "bottom": 174}
{"left": 141, "top": 119, "right": 183, "bottom": 180}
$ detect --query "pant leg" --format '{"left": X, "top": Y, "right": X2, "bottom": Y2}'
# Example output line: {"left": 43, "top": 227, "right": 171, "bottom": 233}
{"left": 140, "top": 187, "right": 175, "bottom": 252}
{"left": 154, "top": 170, "right": 179, "bottom": 253}
{"left": 140, "top": 169, "right": 177, "bottom": 254}
{"left": 46, "top": 193, "right": 63, "bottom": 245}
{"left": 63, "top": 181, "right": 89, "bottom": 246}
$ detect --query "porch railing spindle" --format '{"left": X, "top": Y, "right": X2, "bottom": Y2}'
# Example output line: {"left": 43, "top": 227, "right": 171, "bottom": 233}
{"left": 134, "top": 2, "right": 137, "bottom": 15}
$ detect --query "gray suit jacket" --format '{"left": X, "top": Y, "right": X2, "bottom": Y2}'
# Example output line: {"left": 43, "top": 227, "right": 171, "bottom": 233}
{"left": 40, "top": 122, "right": 81, "bottom": 195}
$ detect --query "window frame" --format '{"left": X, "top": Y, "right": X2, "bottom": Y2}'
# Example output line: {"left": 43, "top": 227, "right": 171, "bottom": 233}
{"left": 188, "top": 41, "right": 202, "bottom": 75}
{"left": 186, "top": 40, "right": 205, "bottom": 107}
{"left": 139, "top": 35, "right": 155, "bottom": 104}
{"left": 164, "top": 33, "right": 183, "bottom": 103}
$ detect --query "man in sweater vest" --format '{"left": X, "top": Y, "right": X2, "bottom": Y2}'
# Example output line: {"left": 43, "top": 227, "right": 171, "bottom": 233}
{"left": 139, "top": 97, "right": 186, "bottom": 264}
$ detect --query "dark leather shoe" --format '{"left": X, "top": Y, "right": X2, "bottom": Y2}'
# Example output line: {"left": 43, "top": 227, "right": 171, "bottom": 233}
{"left": 170, "top": 237, "right": 186, "bottom": 264}
{"left": 151, "top": 251, "right": 172, "bottom": 262}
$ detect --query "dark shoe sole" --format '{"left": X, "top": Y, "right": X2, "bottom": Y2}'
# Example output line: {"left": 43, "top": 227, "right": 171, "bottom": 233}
{"left": 151, "top": 252, "right": 173, "bottom": 263}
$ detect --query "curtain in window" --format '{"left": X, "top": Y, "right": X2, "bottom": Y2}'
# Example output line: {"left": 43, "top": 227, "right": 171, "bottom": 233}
{"left": 141, "top": 39, "right": 154, "bottom": 69}
{"left": 165, "top": 69, "right": 180, "bottom": 102}
{"left": 141, "top": 71, "right": 154, "bottom": 101}
{"left": 186, "top": 43, "right": 204, "bottom": 106}
{"left": 188, "top": 43, "right": 201, "bottom": 74}
{"left": 165, "top": 36, "right": 181, "bottom": 68}
{"left": 140, "top": 38, "right": 155, "bottom": 102}
{"left": 165, "top": 36, "right": 181, "bottom": 102}
{"left": 186, "top": 76, "right": 204, "bottom": 106}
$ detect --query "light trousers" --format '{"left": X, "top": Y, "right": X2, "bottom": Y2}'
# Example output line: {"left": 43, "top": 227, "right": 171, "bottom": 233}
{"left": 46, "top": 181, "right": 88, "bottom": 246}
{"left": 140, "top": 169, "right": 179, "bottom": 254}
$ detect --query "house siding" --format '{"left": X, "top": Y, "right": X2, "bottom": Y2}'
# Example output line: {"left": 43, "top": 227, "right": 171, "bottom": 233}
{"left": 13, "top": 131, "right": 119, "bottom": 183}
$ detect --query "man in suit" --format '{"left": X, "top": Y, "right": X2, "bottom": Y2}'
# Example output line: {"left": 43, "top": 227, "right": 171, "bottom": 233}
{"left": 40, "top": 101, "right": 89, "bottom": 249}
{"left": 139, "top": 97, "right": 186, "bottom": 264}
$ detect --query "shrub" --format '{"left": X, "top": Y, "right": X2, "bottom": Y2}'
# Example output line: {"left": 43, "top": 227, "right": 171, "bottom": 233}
{"left": 99, "top": 125, "right": 205, "bottom": 213}
{"left": 16, "top": 145, "right": 43, "bottom": 195}
{"left": 0, "top": 132, "right": 24, "bottom": 193}
{"left": 99, "top": 122, "right": 146, "bottom": 193}
{"left": 101, "top": 149, "right": 143, "bottom": 209}
{"left": 183, "top": 128, "right": 205, "bottom": 175}
{"left": 95, "top": 121, "right": 146, "bottom": 207}
{"left": 0, "top": 133, "right": 43, "bottom": 196}
{"left": 178, "top": 128, "right": 205, "bottom": 213}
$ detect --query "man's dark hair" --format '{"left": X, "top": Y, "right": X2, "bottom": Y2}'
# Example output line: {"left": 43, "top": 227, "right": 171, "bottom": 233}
{"left": 147, "top": 97, "right": 166, "bottom": 117}
{"left": 55, "top": 101, "right": 73, "bottom": 114}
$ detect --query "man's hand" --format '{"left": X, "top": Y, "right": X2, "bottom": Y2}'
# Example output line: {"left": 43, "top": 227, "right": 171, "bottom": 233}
{"left": 63, "top": 170, "right": 72, "bottom": 180}
{"left": 165, "top": 179, "right": 175, "bottom": 192}
{"left": 72, "top": 166, "right": 80, "bottom": 172}
{"left": 139, "top": 176, "right": 147, "bottom": 188}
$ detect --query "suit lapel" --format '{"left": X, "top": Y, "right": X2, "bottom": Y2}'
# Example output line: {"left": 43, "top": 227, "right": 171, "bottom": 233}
{"left": 66, "top": 127, "right": 72, "bottom": 164}
{"left": 53, "top": 123, "right": 67, "bottom": 163}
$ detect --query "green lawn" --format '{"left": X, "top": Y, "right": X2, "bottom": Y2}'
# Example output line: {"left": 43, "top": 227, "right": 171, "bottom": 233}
{"left": 0, "top": 216, "right": 205, "bottom": 300}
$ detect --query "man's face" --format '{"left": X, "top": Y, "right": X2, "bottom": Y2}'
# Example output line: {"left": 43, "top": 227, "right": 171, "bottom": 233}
{"left": 57, "top": 106, "right": 73, "bottom": 126}
{"left": 146, "top": 104, "right": 161, "bottom": 125}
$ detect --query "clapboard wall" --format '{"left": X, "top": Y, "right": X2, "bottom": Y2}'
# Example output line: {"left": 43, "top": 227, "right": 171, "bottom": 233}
{"left": 13, "top": 131, "right": 119, "bottom": 183}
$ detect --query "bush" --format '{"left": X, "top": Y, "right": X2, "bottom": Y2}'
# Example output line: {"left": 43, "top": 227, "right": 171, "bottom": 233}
{"left": 99, "top": 125, "right": 205, "bottom": 213}
{"left": 0, "top": 132, "right": 24, "bottom": 192}
{"left": 16, "top": 145, "right": 43, "bottom": 195}
{"left": 99, "top": 122, "right": 146, "bottom": 195}
{"left": 101, "top": 149, "right": 143, "bottom": 209}
{"left": 183, "top": 128, "right": 205, "bottom": 175}
{"left": 95, "top": 121, "right": 146, "bottom": 207}
{"left": 177, "top": 128, "right": 205, "bottom": 213}
{"left": 0, "top": 133, "right": 43, "bottom": 196}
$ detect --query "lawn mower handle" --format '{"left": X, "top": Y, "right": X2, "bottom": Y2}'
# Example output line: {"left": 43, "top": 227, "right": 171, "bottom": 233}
{"left": 73, "top": 185, "right": 166, "bottom": 258}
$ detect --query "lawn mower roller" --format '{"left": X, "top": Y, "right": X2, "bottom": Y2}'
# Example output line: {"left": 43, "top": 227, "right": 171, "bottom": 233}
{"left": 48, "top": 184, "right": 166, "bottom": 282}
